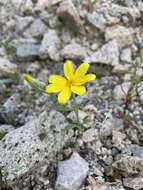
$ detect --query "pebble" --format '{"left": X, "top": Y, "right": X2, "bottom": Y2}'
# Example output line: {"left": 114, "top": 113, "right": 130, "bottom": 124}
{"left": 55, "top": 152, "right": 89, "bottom": 190}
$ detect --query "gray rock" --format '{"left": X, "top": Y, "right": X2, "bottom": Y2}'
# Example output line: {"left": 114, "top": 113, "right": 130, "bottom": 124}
{"left": 112, "top": 156, "right": 143, "bottom": 175}
{"left": 105, "top": 25, "right": 134, "bottom": 48}
{"left": 16, "top": 43, "right": 40, "bottom": 61}
{"left": 24, "top": 19, "right": 47, "bottom": 38}
{"left": 0, "top": 93, "right": 21, "bottom": 124}
{"left": 85, "top": 40, "right": 119, "bottom": 66}
{"left": 35, "top": 0, "right": 63, "bottom": 11}
{"left": 0, "top": 58, "right": 17, "bottom": 78}
{"left": 56, "top": 0, "right": 82, "bottom": 31}
{"left": 0, "top": 111, "right": 73, "bottom": 184}
{"left": 100, "top": 116, "right": 124, "bottom": 138}
{"left": 55, "top": 152, "right": 89, "bottom": 190}
{"left": 109, "top": 4, "right": 140, "bottom": 22}
{"left": 137, "top": 81, "right": 143, "bottom": 103}
{"left": 87, "top": 11, "right": 106, "bottom": 31}
{"left": 113, "top": 82, "right": 130, "bottom": 101}
{"left": 123, "top": 176, "right": 143, "bottom": 190}
{"left": 82, "top": 128, "right": 98, "bottom": 142}
{"left": 0, "top": 125, "right": 15, "bottom": 134}
{"left": 62, "top": 43, "right": 87, "bottom": 60}
{"left": 123, "top": 145, "right": 143, "bottom": 159}
{"left": 39, "top": 30, "right": 61, "bottom": 61}
{"left": 120, "top": 48, "right": 132, "bottom": 63}
{"left": 15, "top": 16, "right": 34, "bottom": 33}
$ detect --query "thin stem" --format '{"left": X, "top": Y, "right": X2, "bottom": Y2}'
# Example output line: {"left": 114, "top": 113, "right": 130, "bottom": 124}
{"left": 72, "top": 95, "right": 80, "bottom": 124}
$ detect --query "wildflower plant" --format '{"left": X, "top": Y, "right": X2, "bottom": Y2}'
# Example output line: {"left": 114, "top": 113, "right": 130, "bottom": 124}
{"left": 24, "top": 60, "right": 96, "bottom": 129}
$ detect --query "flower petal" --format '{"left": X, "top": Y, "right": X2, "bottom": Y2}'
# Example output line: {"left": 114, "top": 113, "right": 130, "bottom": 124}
{"left": 49, "top": 75, "right": 67, "bottom": 85}
{"left": 45, "top": 84, "right": 65, "bottom": 93}
{"left": 71, "top": 85, "right": 86, "bottom": 96}
{"left": 64, "top": 60, "right": 74, "bottom": 80}
{"left": 74, "top": 74, "right": 96, "bottom": 85}
{"left": 58, "top": 86, "right": 71, "bottom": 104}
{"left": 74, "top": 63, "right": 89, "bottom": 80}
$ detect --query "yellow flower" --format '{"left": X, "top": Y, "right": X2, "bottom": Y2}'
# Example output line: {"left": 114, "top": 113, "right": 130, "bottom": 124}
{"left": 45, "top": 60, "right": 96, "bottom": 104}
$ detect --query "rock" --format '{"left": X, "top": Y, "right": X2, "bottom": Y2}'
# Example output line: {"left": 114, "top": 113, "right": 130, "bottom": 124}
{"left": 85, "top": 40, "right": 119, "bottom": 66}
{"left": 100, "top": 116, "right": 124, "bottom": 138}
{"left": 39, "top": 30, "right": 61, "bottom": 61}
{"left": 16, "top": 43, "right": 40, "bottom": 61}
{"left": 123, "top": 145, "right": 143, "bottom": 159}
{"left": 87, "top": 11, "right": 106, "bottom": 31}
{"left": 137, "top": 81, "right": 143, "bottom": 103}
{"left": 113, "top": 82, "right": 130, "bottom": 101}
{"left": 105, "top": 25, "right": 134, "bottom": 48}
{"left": 15, "top": 16, "right": 34, "bottom": 33}
{"left": 0, "top": 93, "right": 21, "bottom": 124}
{"left": 120, "top": 48, "right": 132, "bottom": 63}
{"left": 24, "top": 18, "right": 47, "bottom": 38}
{"left": 61, "top": 43, "right": 87, "bottom": 60}
{"left": 112, "top": 156, "right": 143, "bottom": 175}
{"left": 0, "top": 111, "right": 73, "bottom": 184}
{"left": 55, "top": 152, "right": 89, "bottom": 190}
{"left": 112, "top": 129, "right": 126, "bottom": 149}
{"left": 0, "top": 58, "right": 17, "bottom": 78}
{"left": 92, "top": 184, "right": 111, "bottom": 190}
{"left": 35, "top": 0, "right": 63, "bottom": 11}
{"left": 56, "top": 0, "right": 82, "bottom": 31}
{"left": 123, "top": 176, "right": 143, "bottom": 190}
{"left": 0, "top": 125, "right": 15, "bottom": 134}
{"left": 82, "top": 128, "right": 98, "bottom": 142}
{"left": 108, "top": 4, "right": 140, "bottom": 22}
{"left": 112, "top": 64, "right": 131, "bottom": 74}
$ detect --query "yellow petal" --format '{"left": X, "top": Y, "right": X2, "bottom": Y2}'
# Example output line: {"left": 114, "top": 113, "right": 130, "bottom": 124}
{"left": 45, "top": 84, "right": 65, "bottom": 93}
{"left": 49, "top": 75, "right": 67, "bottom": 85}
{"left": 58, "top": 86, "right": 71, "bottom": 104}
{"left": 74, "top": 63, "right": 89, "bottom": 80}
{"left": 74, "top": 74, "right": 96, "bottom": 85}
{"left": 64, "top": 60, "right": 74, "bottom": 80}
{"left": 71, "top": 85, "right": 86, "bottom": 96}
{"left": 23, "top": 74, "right": 33, "bottom": 84}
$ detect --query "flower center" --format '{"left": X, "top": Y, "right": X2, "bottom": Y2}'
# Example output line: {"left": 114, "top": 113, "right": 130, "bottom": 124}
{"left": 66, "top": 80, "right": 73, "bottom": 87}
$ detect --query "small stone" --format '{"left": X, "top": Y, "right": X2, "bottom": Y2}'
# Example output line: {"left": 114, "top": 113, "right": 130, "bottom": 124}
{"left": 15, "top": 16, "right": 34, "bottom": 33}
{"left": 24, "top": 18, "right": 47, "bottom": 38}
{"left": 0, "top": 125, "right": 15, "bottom": 134}
{"left": 0, "top": 111, "right": 73, "bottom": 183}
{"left": 112, "top": 156, "right": 143, "bottom": 175}
{"left": 100, "top": 116, "right": 124, "bottom": 138}
{"left": 87, "top": 11, "right": 106, "bottom": 31}
{"left": 105, "top": 25, "right": 134, "bottom": 48}
{"left": 0, "top": 58, "right": 17, "bottom": 78}
{"left": 112, "top": 129, "right": 126, "bottom": 149}
{"left": 85, "top": 40, "right": 119, "bottom": 66}
{"left": 35, "top": 0, "right": 63, "bottom": 11}
{"left": 120, "top": 48, "right": 132, "bottom": 63}
{"left": 113, "top": 82, "right": 130, "bottom": 101}
{"left": 137, "top": 81, "right": 143, "bottom": 102}
{"left": 39, "top": 30, "right": 61, "bottom": 61}
{"left": 123, "top": 176, "right": 143, "bottom": 190}
{"left": 56, "top": 0, "right": 82, "bottom": 31}
{"left": 55, "top": 152, "right": 89, "bottom": 190}
{"left": 61, "top": 43, "right": 87, "bottom": 60}
{"left": 112, "top": 64, "right": 131, "bottom": 74}
{"left": 0, "top": 93, "right": 21, "bottom": 124}
{"left": 82, "top": 128, "right": 98, "bottom": 142}
{"left": 16, "top": 43, "right": 40, "bottom": 61}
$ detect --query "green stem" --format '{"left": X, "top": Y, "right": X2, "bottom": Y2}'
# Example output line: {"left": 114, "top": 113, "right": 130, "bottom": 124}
{"left": 72, "top": 95, "right": 80, "bottom": 124}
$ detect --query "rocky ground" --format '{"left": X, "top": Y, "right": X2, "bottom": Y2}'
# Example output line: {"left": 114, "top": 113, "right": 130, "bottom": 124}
{"left": 0, "top": 0, "right": 143, "bottom": 189}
